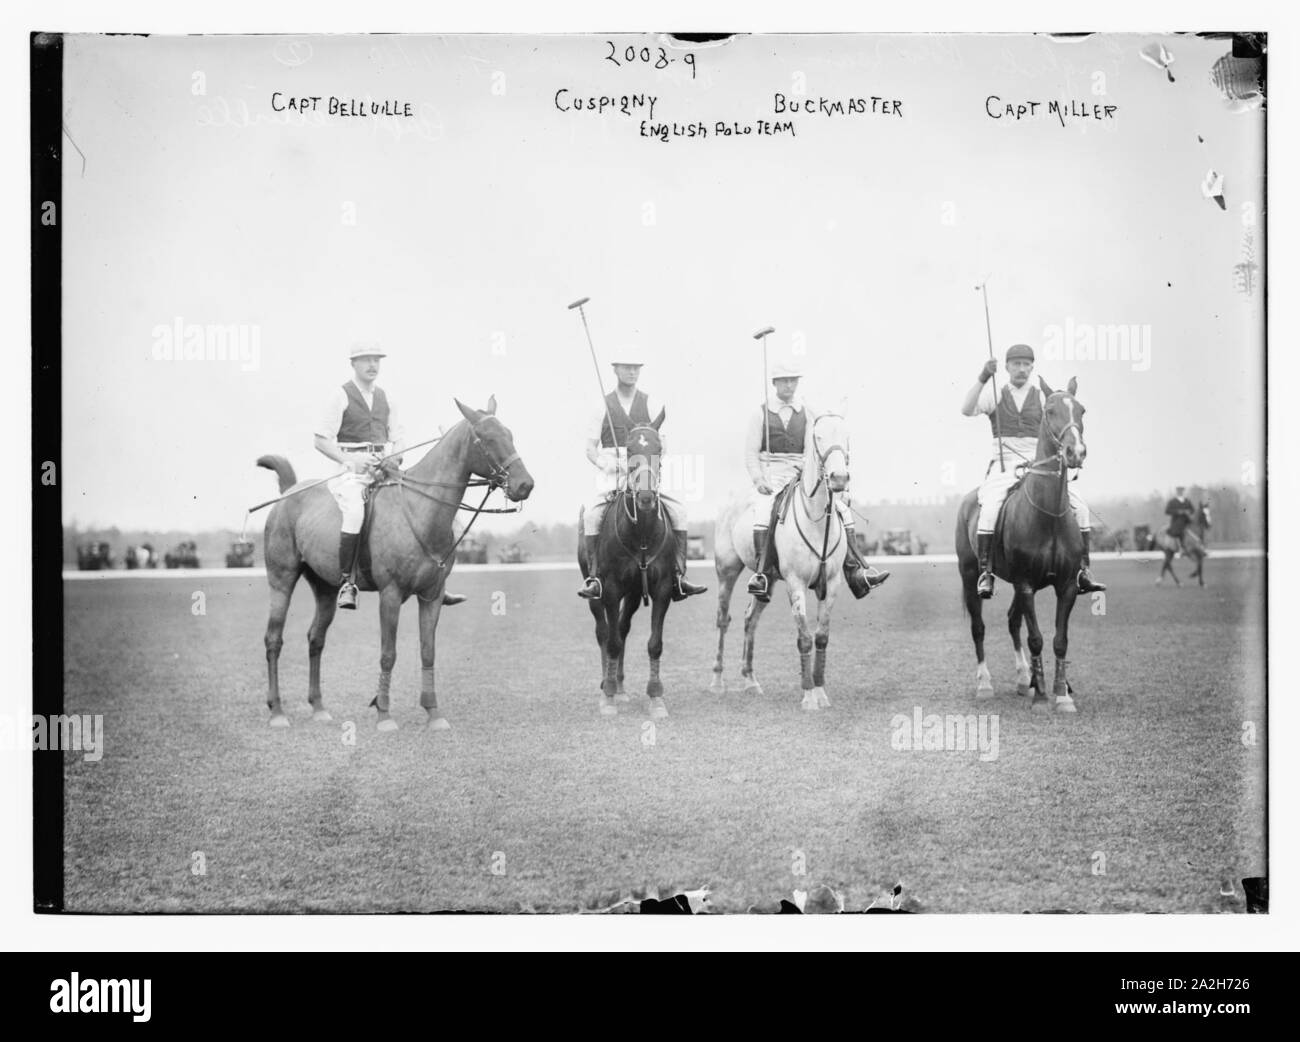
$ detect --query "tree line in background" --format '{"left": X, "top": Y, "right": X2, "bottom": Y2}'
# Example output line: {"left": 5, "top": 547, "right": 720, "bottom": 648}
{"left": 63, "top": 484, "right": 1261, "bottom": 566}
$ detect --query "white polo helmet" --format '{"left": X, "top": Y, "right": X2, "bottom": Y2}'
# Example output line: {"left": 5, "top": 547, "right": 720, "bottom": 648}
{"left": 349, "top": 342, "right": 387, "bottom": 360}
{"left": 771, "top": 359, "right": 804, "bottom": 380}
{"left": 611, "top": 347, "right": 644, "bottom": 367}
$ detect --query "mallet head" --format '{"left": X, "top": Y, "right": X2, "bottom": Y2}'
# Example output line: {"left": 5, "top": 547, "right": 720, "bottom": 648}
{"left": 568, "top": 297, "right": 591, "bottom": 310}
{"left": 753, "top": 326, "right": 775, "bottom": 339}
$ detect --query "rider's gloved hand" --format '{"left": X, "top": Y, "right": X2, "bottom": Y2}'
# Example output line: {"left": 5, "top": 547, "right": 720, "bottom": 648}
{"left": 755, "top": 480, "right": 774, "bottom": 495}
{"left": 979, "top": 359, "right": 998, "bottom": 383}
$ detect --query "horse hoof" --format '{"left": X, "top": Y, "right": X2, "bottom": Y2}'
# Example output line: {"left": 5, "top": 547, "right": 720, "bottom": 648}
{"left": 599, "top": 701, "right": 617, "bottom": 717}
{"left": 742, "top": 679, "right": 763, "bottom": 696}
{"left": 650, "top": 703, "right": 669, "bottom": 720}
{"left": 709, "top": 675, "right": 725, "bottom": 694}
{"left": 376, "top": 718, "right": 399, "bottom": 733}
{"left": 975, "top": 687, "right": 995, "bottom": 701}
{"left": 424, "top": 715, "right": 450, "bottom": 731}
{"left": 311, "top": 709, "right": 333, "bottom": 723}
{"left": 268, "top": 714, "right": 290, "bottom": 729}
{"left": 1055, "top": 697, "right": 1077, "bottom": 713}
{"left": 1016, "top": 683, "right": 1031, "bottom": 698}
{"left": 1030, "top": 698, "right": 1050, "bottom": 714}
{"left": 614, "top": 692, "right": 631, "bottom": 703}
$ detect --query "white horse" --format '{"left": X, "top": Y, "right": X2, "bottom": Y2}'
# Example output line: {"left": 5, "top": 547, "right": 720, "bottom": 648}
{"left": 711, "top": 412, "right": 851, "bottom": 710}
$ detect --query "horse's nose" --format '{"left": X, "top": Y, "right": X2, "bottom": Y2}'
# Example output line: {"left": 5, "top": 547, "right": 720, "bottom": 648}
{"left": 512, "top": 470, "right": 534, "bottom": 500}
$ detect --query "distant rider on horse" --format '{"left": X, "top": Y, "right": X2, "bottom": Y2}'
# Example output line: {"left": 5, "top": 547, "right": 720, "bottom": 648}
{"left": 1164, "top": 485, "right": 1195, "bottom": 555}
{"left": 314, "top": 344, "right": 464, "bottom": 610}
{"left": 577, "top": 351, "right": 707, "bottom": 602}
{"left": 744, "top": 359, "right": 890, "bottom": 603}
{"left": 961, "top": 343, "right": 1105, "bottom": 598}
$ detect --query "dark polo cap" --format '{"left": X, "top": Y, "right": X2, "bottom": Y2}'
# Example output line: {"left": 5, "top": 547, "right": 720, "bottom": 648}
{"left": 1005, "top": 343, "right": 1035, "bottom": 362}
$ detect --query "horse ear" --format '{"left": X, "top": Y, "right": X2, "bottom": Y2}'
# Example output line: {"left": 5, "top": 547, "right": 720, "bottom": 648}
{"left": 651, "top": 407, "right": 666, "bottom": 430}
{"left": 485, "top": 395, "right": 497, "bottom": 415}
{"left": 1038, "top": 376, "right": 1054, "bottom": 396}
{"left": 454, "top": 398, "right": 481, "bottom": 424}
{"left": 1067, "top": 376, "right": 1078, "bottom": 396}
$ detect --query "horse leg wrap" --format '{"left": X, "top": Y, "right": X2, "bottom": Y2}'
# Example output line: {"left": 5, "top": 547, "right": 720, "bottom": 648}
{"left": 420, "top": 666, "right": 437, "bottom": 710}
{"left": 813, "top": 634, "right": 829, "bottom": 687}
{"left": 374, "top": 670, "right": 392, "bottom": 713}
{"left": 1053, "top": 658, "right": 1069, "bottom": 698}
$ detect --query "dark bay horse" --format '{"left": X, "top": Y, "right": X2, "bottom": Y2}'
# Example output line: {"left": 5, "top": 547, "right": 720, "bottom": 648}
{"left": 956, "top": 379, "right": 1087, "bottom": 713}
{"left": 257, "top": 397, "right": 533, "bottom": 730}
{"left": 577, "top": 417, "right": 676, "bottom": 719}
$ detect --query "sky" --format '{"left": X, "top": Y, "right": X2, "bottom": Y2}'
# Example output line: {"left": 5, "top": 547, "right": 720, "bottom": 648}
{"left": 60, "top": 32, "right": 1265, "bottom": 533}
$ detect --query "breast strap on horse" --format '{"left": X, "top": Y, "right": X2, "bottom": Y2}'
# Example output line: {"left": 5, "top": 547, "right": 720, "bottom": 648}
{"left": 606, "top": 489, "right": 672, "bottom": 607}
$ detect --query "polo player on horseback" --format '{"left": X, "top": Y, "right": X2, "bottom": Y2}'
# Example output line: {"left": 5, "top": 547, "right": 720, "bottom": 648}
{"left": 314, "top": 344, "right": 464, "bottom": 610}
{"left": 1165, "top": 485, "right": 1195, "bottom": 555}
{"left": 961, "top": 343, "right": 1105, "bottom": 598}
{"left": 744, "top": 359, "right": 890, "bottom": 603}
{"left": 577, "top": 351, "right": 707, "bottom": 602}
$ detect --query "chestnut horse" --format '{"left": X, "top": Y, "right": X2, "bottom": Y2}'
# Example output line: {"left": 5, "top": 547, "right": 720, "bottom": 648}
{"left": 256, "top": 397, "right": 533, "bottom": 730}
{"left": 956, "top": 379, "right": 1088, "bottom": 713}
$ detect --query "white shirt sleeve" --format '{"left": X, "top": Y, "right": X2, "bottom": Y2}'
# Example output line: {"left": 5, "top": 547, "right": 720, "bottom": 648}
{"left": 974, "top": 380, "right": 997, "bottom": 415}
{"left": 384, "top": 393, "right": 404, "bottom": 448}
{"left": 315, "top": 387, "right": 348, "bottom": 441}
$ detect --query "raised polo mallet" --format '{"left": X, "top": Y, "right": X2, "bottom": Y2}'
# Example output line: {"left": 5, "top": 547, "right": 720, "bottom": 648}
{"left": 569, "top": 296, "right": 619, "bottom": 468}
{"left": 974, "top": 280, "right": 1004, "bottom": 473}
{"left": 753, "top": 326, "right": 775, "bottom": 458}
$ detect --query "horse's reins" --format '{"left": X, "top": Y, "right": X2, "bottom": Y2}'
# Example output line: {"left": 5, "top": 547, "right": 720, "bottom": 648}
{"left": 789, "top": 415, "right": 847, "bottom": 585}
{"left": 1018, "top": 395, "right": 1082, "bottom": 520}
{"left": 374, "top": 424, "right": 525, "bottom": 597}
{"left": 608, "top": 425, "right": 670, "bottom": 606}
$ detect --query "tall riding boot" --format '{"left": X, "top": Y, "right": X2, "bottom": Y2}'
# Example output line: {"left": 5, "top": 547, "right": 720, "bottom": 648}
{"left": 671, "top": 531, "right": 708, "bottom": 601}
{"left": 842, "top": 526, "right": 890, "bottom": 600}
{"left": 976, "top": 532, "right": 995, "bottom": 599}
{"left": 337, "top": 532, "right": 361, "bottom": 610}
{"left": 746, "top": 528, "right": 775, "bottom": 601}
{"left": 1077, "top": 530, "right": 1107, "bottom": 592}
{"left": 578, "top": 534, "right": 603, "bottom": 599}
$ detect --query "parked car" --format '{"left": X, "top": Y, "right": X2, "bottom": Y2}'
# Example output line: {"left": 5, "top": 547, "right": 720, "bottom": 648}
{"left": 165, "top": 541, "right": 201, "bottom": 568}
{"left": 880, "top": 528, "right": 926, "bottom": 556}
{"left": 77, "top": 541, "right": 114, "bottom": 571}
{"left": 125, "top": 543, "right": 158, "bottom": 569}
{"left": 455, "top": 536, "right": 488, "bottom": 565}
{"left": 225, "top": 540, "right": 256, "bottom": 567}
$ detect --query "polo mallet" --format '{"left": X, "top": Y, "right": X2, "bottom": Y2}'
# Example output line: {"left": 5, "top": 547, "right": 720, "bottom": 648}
{"left": 569, "top": 297, "right": 621, "bottom": 482}
{"left": 975, "top": 281, "right": 1004, "bottom": 473}
{"left": 753, "top": 326, "right": 775, "bottom": 460}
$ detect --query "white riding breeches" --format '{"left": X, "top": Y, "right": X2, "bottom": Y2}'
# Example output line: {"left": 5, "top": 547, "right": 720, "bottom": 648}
{"left": 584, "top": 493, "right": 688, "bottom": 536}
{"left": 328, "top": 469, "right": 375, "bottom": 534}
{"left": 976, "top": 469, "right": 1090, "bottom": 533}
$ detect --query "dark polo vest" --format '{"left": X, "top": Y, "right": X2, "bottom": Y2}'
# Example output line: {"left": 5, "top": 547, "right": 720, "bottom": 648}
{"left": 337, "top": 382, "right": 391, "bottom": 444}
{"left": 600, "top": 390, "right": 651, "bottom": 448}
{"left": 765, "top": 404, "right": 807, "bottom": 454}
{"left": 990, "top": 384, "right": 1042, "bottom": 439}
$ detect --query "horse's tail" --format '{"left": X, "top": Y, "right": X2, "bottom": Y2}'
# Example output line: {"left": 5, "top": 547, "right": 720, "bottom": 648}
{"left": 256, "top": 454, "right": 297, "bottom": 493}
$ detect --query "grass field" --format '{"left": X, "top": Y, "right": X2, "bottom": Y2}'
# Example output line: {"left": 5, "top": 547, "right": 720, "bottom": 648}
{"left": 62, "top": 555, "right": 1266, "bottom": 913}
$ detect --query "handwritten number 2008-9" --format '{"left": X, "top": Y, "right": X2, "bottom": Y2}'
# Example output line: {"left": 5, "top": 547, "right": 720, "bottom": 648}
{"left": 605, "top": 42, "right": 696, "bottom": 79}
